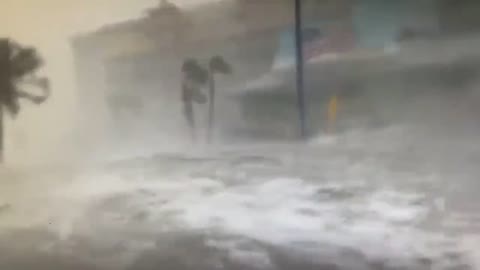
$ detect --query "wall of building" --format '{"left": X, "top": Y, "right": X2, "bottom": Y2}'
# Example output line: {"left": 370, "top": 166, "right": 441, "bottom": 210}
{"left": 438, "top": 0, "right": 480, "bottom": 35}
{"left": 71, "top": 0, "right": 297, "bottom": 139}
{"left": 232, "top": 0, "right": 447, "bottom": 139}
{"left": 352, "top": 0, "right": 439, "bottom": 49}
{"left": 75, "top": 0, "right": 473, "bottom": 141}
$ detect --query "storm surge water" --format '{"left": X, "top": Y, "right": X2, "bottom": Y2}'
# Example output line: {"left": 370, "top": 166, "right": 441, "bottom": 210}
{"left": 3, "top": 42, "right": 480, "bottom": 268}
{"left": 2, "top": 119, "right": 480, "bottom": 269}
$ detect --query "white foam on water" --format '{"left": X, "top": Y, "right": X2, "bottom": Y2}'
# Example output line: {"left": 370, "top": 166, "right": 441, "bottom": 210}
{"left": 44, "top": 164, "right": 434, "bottom": 260}
{"left": 33, "top": 159, "right": 471, "bottom": 265}
{"left": 4, "top": 123, "right": 480, "bottom": 269}
{"left": 151, "top": 177, "right": 432, "bottom": 260}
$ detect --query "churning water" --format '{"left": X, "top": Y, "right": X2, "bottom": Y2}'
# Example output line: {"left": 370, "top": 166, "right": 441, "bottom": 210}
{"left": 1, "top": 120, "right": 480, "bottom": 270}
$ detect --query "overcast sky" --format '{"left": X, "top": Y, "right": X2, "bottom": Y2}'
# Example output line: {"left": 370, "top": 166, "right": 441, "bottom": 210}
{"left": 0, "top": 0, "right": 217, "bottom": 41}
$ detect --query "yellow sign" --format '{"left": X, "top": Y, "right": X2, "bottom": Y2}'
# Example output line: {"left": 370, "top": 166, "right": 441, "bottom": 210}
{"left": 327, "top": 95, "right": 338, "bottom": 134}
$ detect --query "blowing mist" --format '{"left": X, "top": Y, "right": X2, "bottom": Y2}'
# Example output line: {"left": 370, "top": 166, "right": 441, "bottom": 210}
{"left": 2, "top": 1, "right": 480, "bottom": 270}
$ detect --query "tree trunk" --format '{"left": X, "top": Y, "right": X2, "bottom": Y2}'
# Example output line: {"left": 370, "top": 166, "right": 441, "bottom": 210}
{"left": 0, "top": 107, "right": 4, "bottom": 163}
{"left": 207, "top": 72, "right": 215, "bottom": 143}
{"left": 0, "top": 38, "right": 10, "bottom": 164}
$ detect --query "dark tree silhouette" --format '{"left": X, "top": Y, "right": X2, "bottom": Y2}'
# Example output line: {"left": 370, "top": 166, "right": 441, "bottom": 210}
{"left": 0, "top": 38, "right": 50, "bottom": 162}
{"left": 181, "top": 58, "right": 208, "bottom": 141}
{"left": 207, "top": 55, "right": 232, "bottom": 143}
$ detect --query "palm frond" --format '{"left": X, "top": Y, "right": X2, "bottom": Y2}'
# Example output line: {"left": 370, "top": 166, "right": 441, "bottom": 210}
{"left": 11, "top": 46, "right": 43, "bottom": 79}
{"left": 209, "top": 55, "right": 232, "bottom": 75}
{"left": 16, "top": 76, "right": 50, "bottom": 104}
{"left": 182, "top": 58, "right": 208, "bottom": 85}
{"left": 0, "top": 39, "right": 49, "bottom": 117}
{"left": 3, "top": 87, "right": 20, "bottom": 117}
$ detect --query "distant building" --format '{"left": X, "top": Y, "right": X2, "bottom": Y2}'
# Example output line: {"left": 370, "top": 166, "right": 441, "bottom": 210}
{"left": 438, "top": 0, "right": 480, "bottom": 35}
{"left": 72, "top": 0, "right": 292, "bottom": 129}
{"left": 72, "top": 0, "right": 480, "bottom": 141}
{"left": 232, "top": 0, "right": 480, "bottom": 139}
{"left": 71, "top": 0, "right": 356, "bottom": 137}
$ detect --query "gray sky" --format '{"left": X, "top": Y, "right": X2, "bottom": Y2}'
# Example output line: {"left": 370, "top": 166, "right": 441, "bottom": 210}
{"left": 0, "top": 0, "right": 215, "bottom": 40}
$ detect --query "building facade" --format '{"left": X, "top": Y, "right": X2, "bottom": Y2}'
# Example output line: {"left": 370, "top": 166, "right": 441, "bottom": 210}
{"left": 72, "top": 0, "right": 480, "bottom": 141}
{"left": 232, "top": 0, "right": 480, "bottom": 139}
{"left": 72, "top": 0, "right": 302, "bottom": 138}
{"left": 72, "top": 0, "right": 355, "bottom": 139}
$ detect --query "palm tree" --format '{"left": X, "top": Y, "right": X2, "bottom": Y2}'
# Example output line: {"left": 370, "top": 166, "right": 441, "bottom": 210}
{"left": 207, "top": 55, "right": 232, "bottom": 143}
{"left": 182, "top": 58, "right": 209, "bottom": 99}
{"left": 0, "top": 38, "right": 50, "bottom": 162}
{"left": 181, "top": 58, "right": 208, "bottom": 141}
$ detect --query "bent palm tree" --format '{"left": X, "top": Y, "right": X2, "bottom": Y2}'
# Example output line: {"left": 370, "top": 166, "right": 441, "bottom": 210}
{"left": 0, "top": 38, "right": 50, "bottom": 162}
{"left": 182, "top": 58, "right": 208, "bottom": 104}
{"left": 181, "top": 58, "right": 208, "bottom": 141}
{"left": 207, "top": 55, "right": 232, "bottom": 143}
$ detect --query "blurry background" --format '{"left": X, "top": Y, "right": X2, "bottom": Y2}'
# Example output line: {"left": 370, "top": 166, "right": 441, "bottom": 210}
{"left": 2, "top": 0, "right": 480, "bottom": 165}
{"left": 0, "top": 0, "right": 213, "bottom": 165}
{"left": 3, "top": 2, "right": 480, "bottom": 269}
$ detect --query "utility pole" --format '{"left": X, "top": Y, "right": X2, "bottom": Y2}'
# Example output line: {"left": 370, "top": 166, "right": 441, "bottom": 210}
{"left": 294, "top": 0, "right": 307, "bottom": 139}
{"left": 207, "top": 70, "right": 215, "bottom": 143}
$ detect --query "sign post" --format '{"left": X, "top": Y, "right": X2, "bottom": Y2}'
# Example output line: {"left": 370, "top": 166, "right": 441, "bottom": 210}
{"left": 295, "top": 0, "right": 307, "bottom": 139}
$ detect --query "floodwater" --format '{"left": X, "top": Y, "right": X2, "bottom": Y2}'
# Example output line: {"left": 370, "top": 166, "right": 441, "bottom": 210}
{"left": 1, "top": 115, "right": 480, "bottom": 270}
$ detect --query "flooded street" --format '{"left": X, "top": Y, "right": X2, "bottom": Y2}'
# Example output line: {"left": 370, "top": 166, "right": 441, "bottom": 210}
{"left": 2, "top": 122, "right": 480, "bottom": 270}
{"left": 4, "top": 0, "right": 480, "bottom": 269}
